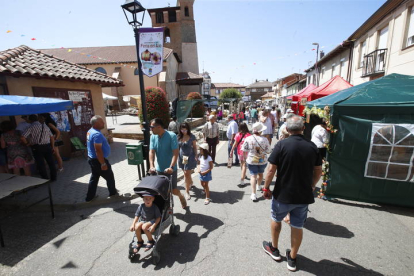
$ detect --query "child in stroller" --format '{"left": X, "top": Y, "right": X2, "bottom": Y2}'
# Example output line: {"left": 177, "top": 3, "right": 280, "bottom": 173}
{"left": 129, "top": 193, "right": 161, "bottom": 253}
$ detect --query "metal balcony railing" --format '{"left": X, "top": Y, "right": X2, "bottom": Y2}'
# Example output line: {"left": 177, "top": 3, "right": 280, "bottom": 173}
{"left": 362, "top": 48, "right": 387, "bottom": 77}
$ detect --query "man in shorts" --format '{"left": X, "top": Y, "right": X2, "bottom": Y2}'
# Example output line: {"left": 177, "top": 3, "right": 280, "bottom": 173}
{"left": 261, "top": 115, "right": 322, "bottom": 271}
{"left": 149, "top": 118, "right": 187, "bottom": 209}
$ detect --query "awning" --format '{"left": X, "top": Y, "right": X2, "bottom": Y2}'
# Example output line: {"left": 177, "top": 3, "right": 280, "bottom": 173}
{"left": 0, "top": 95, "right": 73, "bottom": 116}
{"left": 102, "top": 93, "right": 118, "bottom": 100}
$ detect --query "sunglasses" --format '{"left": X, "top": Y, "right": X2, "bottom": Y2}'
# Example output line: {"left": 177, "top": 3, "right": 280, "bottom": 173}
{"left": 149, "top": 125, "right": 157, "bottom": 129}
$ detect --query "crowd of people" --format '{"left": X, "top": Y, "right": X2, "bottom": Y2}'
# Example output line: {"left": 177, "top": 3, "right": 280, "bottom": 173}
{"left": 0, "top": 113, "right": 64, "bottom": 180}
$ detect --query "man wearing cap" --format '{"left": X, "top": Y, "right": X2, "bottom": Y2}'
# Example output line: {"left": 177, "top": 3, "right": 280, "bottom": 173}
{"left": 262, "top": 115, "right": 322, "bottom": 271}
{"left": 226, "top": 115, "right": 239, "bottom": 165}
{"left": 16, "top": 115, "right": 32, "bottom": 133}
{"left": 278, "top": 110, "right": 295, "bottom": 141}
{"left": 203, "top": 115, "right": 219, "bottom": 164}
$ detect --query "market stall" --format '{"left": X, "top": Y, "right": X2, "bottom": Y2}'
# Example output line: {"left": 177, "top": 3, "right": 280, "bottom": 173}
{"left": 306, "top": 74, "right": 414, "bottom": 207}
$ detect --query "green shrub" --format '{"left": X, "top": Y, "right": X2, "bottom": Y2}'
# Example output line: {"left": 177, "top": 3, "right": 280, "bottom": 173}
{"left": 186, "top": 92, "right": 205, "bottom": 118}
{"left": 139, "top": 87, "right": 170, "bottom": 127}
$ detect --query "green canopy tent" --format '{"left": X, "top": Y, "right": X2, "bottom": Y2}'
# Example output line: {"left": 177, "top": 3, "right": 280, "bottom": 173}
{"left": 307, "top": 73, "right": 414, "bottom": 207}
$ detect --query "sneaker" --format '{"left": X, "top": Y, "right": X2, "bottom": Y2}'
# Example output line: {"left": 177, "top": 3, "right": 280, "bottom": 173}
{"left": 85, "top": 195, "right": 99, "bottom": 203}
{"left": 256, "top": 185, "right": 262, "bottom": 192}
{"left": 286, "top": 249, "right": 297, "bottom": 271}
{"left": 204, "top": 198, "right": 212, "bottom": 205}
{"left": 185, "top": 193, "right": 191, "bottom": 200}
{"left": 250, "top": 193, "right": 257, "bottom": 202}
{"left": 107, "top": 193, "right": 123, "bottom": 199}
{"left": 58, "top": 168, "right": 64, "bottom": 172}
{"left": 262, "top": 241, "right": 281, "bottom": 261}
{"left": 237, "top": 179, "right": 244, "bottom": 188}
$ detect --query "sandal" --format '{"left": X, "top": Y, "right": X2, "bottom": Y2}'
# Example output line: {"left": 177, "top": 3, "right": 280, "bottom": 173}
{"left": 144, "top": 240, "right": 155, "bottom": 251}
{"left": 204, "top": 198, "right": 211, "bottom": 205}
{"left": 132, "top": 241, "right": 144, "bottom": 253}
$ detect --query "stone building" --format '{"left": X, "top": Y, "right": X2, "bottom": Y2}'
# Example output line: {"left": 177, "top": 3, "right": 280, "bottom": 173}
{"left": 245, "top": 80, "right": 273, "bottom": 101}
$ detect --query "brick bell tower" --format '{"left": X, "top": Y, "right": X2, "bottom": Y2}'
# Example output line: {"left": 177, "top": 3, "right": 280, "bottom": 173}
{"left": 148, "top": 0, "right": 199, "bottom": 74}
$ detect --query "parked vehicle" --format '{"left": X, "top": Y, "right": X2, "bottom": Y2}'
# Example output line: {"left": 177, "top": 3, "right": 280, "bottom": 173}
{"left": 203, "top": 95, "right": 218, "bottom": 109}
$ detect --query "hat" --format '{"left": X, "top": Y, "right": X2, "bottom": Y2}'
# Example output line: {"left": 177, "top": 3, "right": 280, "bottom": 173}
{"left": 265, "top": 106, "right": 272, "bottom": 110}
{"left": 199, "top": 143, "right": 209, "bottom": 151}
{"left": 227, "top": 115, "right": 233, "bottom": 119}
{"left": 141, "top": 192, "right": 155, "bottom": 197}
{"left": 286, "top": 109, "right": 294, "bottom": 113}
{"left": 209, "top": 115, "right": 215, "bottom": 120}
{"left": 252, "top": 122, "right": 267, "bottom": 133}
{"left": 282, "top": 114, "right": 288, "bottom": 119}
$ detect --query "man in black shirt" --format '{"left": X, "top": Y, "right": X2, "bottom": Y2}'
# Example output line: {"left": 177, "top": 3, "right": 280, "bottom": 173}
{"left": 261, "top": 115, "right": 322, "bottom": 271}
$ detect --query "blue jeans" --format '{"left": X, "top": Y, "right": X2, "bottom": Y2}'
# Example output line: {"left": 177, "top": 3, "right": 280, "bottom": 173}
{"left": 228, "top": 140, "right": 239, "bottom": 164}
{"left": 86, "top": 158, "right": 117, "bottom": 201}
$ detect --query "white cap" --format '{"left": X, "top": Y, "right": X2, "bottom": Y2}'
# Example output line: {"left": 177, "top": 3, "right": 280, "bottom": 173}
{"left": 209, "top": 115, "right": 215, "bottom": 120}
{"left": 282, "top": 114, "right": 288, "bottom": 119}
{"left": 286, "top": 109, "right": 294, "bottom": 113}
{"left": 252, "top": 122, "right": 267, "bottom": 133}
{"left": 198, "top": 143, "right": 209, "bottom": 151}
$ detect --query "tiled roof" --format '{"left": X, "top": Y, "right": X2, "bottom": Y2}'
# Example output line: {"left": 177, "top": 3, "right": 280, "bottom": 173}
{"left": 176, "top": 72, "right": 204, "bottom": 85}
{"left": 40, "top": 46, "right": 174, "bottom": 65}
{"left": 211, "top": 83, "right": 245, "bottom": 89}
{"left": 261, "top": 92, "right": 274, "bottom": 98}
{"left": 0, "top": 45, "right": 123, "bottom": 87}
{"left": 246, "top": 80, "right": 273, "bottom": 89}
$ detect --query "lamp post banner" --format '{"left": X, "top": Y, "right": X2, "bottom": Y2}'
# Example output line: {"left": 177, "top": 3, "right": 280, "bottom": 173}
{"left": 139, "top": 27, "right": 164, "bottom": 77}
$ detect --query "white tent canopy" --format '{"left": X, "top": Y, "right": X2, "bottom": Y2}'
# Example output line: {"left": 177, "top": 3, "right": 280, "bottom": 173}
{"left": 102, "top": 93, "right": 118, "bottom": 100}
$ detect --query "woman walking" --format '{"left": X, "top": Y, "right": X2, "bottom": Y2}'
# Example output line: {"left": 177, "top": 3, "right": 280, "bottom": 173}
{"left": 260, "top": 110, "right": 274, "bottom": 145}
{"left": 197, "top": 143, "right": 214, "bottom": 205}
{"left": 242, "top": 122, "right": 271, "bottom": 202}
{"left": 230, "top": 123, "right": 251, "bottom": 187}
{"left": 178, "top": 122, "right": 198, "bottom": 200}
{"left": 0, "top": 121, "right": 33, "bottom": 176}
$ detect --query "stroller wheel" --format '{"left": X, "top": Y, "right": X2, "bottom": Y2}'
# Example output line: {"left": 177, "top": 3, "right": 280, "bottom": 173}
{"left": 173, "top": 224, "right": 180, "bottom": 236}
{"left": 169, "top": 225, "right": 175, "bottom": 235}
{"left": 152, "top": 250, "right": 160, "bottom": 265}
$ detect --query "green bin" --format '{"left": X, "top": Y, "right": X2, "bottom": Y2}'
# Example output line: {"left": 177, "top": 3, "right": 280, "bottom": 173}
{"left": 126, "top": 143, "right": 143, "bottom": 165}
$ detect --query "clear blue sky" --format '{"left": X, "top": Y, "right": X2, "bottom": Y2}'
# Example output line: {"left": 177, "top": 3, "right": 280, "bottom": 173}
{"left": 1, "top": 0, "right": 386, "bottom": 86}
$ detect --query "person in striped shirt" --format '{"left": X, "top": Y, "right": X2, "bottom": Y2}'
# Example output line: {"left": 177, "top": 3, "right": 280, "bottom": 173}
{"left": 22, "top": 114, "right": 56, "bottom": 181}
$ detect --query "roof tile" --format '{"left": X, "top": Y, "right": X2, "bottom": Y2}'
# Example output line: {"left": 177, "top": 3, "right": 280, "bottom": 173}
{"left": 0, "top": 45, "right": 123, "bottom": 87}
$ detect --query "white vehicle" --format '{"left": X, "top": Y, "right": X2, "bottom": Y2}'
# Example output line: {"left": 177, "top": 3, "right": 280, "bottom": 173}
{"left": 203, "top": 95, "right": 218, "bottom": 109}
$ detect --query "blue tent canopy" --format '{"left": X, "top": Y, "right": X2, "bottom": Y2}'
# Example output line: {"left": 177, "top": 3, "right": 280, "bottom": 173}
{"left": 0, "top": 95, "right": 74, "bottom": 116}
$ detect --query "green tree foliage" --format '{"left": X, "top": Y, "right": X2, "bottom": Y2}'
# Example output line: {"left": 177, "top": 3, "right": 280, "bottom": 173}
{"left": 219, "top": 88, "right": 242, "bottom": 100}
{"left": 186, "top": 92, "right": 205, "bottom": 118}
{"left": 139, "top": 87, "right": 170, "bottom": 127}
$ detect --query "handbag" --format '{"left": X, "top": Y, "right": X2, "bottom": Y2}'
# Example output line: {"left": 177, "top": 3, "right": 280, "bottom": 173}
{"left": 251, "top": 135, "right": 266, "bottom": 164}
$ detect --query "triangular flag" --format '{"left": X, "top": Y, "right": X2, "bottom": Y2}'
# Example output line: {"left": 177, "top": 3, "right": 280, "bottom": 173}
{"left": 6, "top": 30, "right": 12, "bottom": 33}
{"left": 68, "top": 49, "right": 72, "bottom": 52}
{"left": 21, "top": 35, "right": 26, "bottom": 37}
{"left": 31, "top": 38, "right": 36, "bottom": 40}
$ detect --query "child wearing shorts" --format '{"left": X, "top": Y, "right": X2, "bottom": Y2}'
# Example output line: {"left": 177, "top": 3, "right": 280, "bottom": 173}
{"left": 129, "top": 193, "right": 161, "bottom": 252}
{"left": 196, "top": 143, "right": 214, "bottom": 205}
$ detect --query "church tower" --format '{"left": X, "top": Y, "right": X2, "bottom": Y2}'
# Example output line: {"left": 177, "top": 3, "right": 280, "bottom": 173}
{"left": 148, "top": 0, "right": 199, "bottom": 74}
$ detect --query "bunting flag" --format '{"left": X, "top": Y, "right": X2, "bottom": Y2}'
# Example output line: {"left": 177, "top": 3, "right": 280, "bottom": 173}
{"left": 6, "top": 30, "right": 12, "bottom": 33}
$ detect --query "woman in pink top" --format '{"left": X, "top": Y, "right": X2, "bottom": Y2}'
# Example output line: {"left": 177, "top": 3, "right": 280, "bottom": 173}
{"left": 230, "top": 123, "right": 251, "bottom": 187}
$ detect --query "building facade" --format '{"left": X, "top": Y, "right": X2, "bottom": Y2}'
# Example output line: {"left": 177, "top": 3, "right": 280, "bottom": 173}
{"left": 202, "top": 72, "right": 211, "bottom": 96}
{"left": 210, "top": 83, "right": 246, "bottom": 97}
{"left": 245, "top": 80, "right": 273, "bottom": 101}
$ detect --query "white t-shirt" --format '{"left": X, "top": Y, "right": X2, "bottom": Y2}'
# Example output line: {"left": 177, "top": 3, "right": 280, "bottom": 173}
{"left": 199, "top": 155, "right": 213, "bottom": 171}
{"left": 311, "top": 125, "right": 330, "bottom": 148}
{"left": 242, "top": 134, "right": 271, "bottom": 165}
{"left": 226, "top": 120, "right": 238, "bottom": 140}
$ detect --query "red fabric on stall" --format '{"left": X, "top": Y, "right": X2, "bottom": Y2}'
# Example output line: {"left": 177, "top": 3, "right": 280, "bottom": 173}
{"left": 306, "top": 76, "right": 352, "bottom": 102}
{"left": 291, "top": 84, "right": 317, "bottom": 102}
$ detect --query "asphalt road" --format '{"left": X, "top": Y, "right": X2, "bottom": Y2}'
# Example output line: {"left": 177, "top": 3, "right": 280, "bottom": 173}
{"left": 1, "top": 141, "right": 414, "bottom": 275}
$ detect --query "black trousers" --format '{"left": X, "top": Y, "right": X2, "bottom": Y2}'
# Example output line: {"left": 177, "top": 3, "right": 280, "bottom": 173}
{"left": 86, "top": 158, "right": 117, "bottom": 201}
{"left": 206, "top": 137, "right": 218, "bottom": 162}
{"left": 31, "top": 144, "right": 57, "bottom": 181}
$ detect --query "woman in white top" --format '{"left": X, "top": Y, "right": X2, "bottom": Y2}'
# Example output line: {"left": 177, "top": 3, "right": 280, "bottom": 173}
{"left": 196, "top": 143, "right": 214, "bottom": 205}
{"left": 260, "top": 110, "right": 273, "bottom": 145}
{"left": 311, "top": 122, "right": 330, "bottom": 160}
{"left": 242, "top": 122, "right": 271, "bottom": 202}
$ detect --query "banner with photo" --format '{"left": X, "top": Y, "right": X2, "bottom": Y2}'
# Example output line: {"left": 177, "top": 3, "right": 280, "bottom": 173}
{"left": 139, "top": 27, "right": 164, "bottom": 77}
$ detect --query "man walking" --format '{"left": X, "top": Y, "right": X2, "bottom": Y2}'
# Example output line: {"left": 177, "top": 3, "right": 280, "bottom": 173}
{"left": 262, "top": 115, "right": 322, "bottom": 271}
{"left": 85, "top": 115, "right": 118, "bottom": 202}
{"left": 203, "top": 115, "right": 219, "bottom": 164}
{"left": 226, "top": 115, "right": 239, "bottom": 165}
{"left": 22, "top": 114, "right": 56, "bottom": 181}
{"left": 149, "top": 118, "right": 187, "bottom": 208}
{"left": 250, "top": 106, "right": 258, "bottom": 124}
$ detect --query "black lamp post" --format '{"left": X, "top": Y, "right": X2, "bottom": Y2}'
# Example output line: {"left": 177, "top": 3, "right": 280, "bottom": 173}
{"left": 121, "top": 0, "right": 150, "bottom": 169}
{"left": 312, "top": 42, "right": 320, "bottom": 86}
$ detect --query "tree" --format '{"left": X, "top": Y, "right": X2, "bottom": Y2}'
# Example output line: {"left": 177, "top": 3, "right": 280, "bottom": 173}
{"left": 139, "top": 87, "right": 170, "bottom": 127}
{"left": 219, "top": 88, "right": 242, "bottom": 100}
{"left": 186, "top": 92, "right": 205, "bottom": 118}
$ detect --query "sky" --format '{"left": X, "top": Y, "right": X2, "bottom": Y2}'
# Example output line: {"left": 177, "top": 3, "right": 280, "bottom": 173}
{"left": 1, "top": 0, "right": 386, "bottom": 86}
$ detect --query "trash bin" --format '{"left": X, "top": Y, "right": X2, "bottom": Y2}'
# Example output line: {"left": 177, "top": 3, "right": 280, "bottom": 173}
{"left": 126, "top": 143, "right": 143, "bottom": 165}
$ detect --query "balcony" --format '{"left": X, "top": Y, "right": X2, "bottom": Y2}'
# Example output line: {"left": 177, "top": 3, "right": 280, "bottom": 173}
{"left": 362, "top": 48, "right": 387, "bottom": 78}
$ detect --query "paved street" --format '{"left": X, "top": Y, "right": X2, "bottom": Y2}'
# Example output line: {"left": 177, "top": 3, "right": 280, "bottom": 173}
{"left": 1, "top": 139, "right": 414, "bottom": 275}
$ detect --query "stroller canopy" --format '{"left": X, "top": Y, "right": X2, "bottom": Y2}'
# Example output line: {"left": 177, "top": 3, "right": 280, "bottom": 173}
{"left": 134, "top": 175, "right": 170, "bottom": 200}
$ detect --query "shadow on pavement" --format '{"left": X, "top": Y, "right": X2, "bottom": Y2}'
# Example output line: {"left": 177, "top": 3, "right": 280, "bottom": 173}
{"left": 140, "top": 210, "right": 224, "bottom": 269}
{"left": 304, "top": 217, "right": 354, "bottom": 239}
{"left": 189, "top": 186, "right": 244, "bottom": 205}
{"left": 0, "top": 187, "right": 135, "bottom": 267}
{"left": 328, "top": 199, "right": 414, "bottom": 218}
{"left": 298, "top": 256, "right": 384, "bottom": 275}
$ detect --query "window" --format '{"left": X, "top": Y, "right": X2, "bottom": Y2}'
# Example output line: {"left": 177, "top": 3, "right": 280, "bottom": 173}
{"left": 216, "top": 89, "right": 220, "bottom": 94}
{"left": 331, "top": 63, "right": 337, "bottom": 78}
{"left": 156, "top": 12, "right": 164, "bottom": 23}
{"left": 185, "top": 6, "right": 189, "bottom": 17}
{"left": 377, "top": 26, "right": 389, "bottom": 49}
{"left": 95, "top": 67, "right": 107, "bottom": 75}
{"left": 359, "top": 40, "right": 366, "bottom": 68}
{"left": 251, "top": 89, "right": 257, "bottom": 92}
{"left": 321, "top": 67, "right": 325, "bottom": 79}
{"left": 168, "top": 10, "right": 177, "bottom": 22}
{"left": 134, "top": 68, "right": 139, "bottom": 75}
{"left": 312, "top": 74, "right": 316, "bottom": 85}
{"left": 365, "top": 124, "right": 414, "bottom": 181}
{"left": 339, "top": 58, "right": 346, "bottom": 79}
{"left": 307, "top": 76, "right": 311, "bottom": 85}
{"left": 406, "top": 7, "right": 414, "bottom": 47}
{"left": 164, "top": 28, "right": 171, "bottom": 43}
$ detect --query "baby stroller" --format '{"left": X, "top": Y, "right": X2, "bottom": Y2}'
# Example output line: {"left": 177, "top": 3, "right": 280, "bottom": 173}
{"left": 128, "top": 174, "right": 180, "bottom": 264}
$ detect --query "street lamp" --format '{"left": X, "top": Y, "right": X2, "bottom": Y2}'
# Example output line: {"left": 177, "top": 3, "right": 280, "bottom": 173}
{"left": 121, "top": 0, "right": 150, "bottom": 169}
{"left": 312, "top": 42, "right": 320, "bottom": 86}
